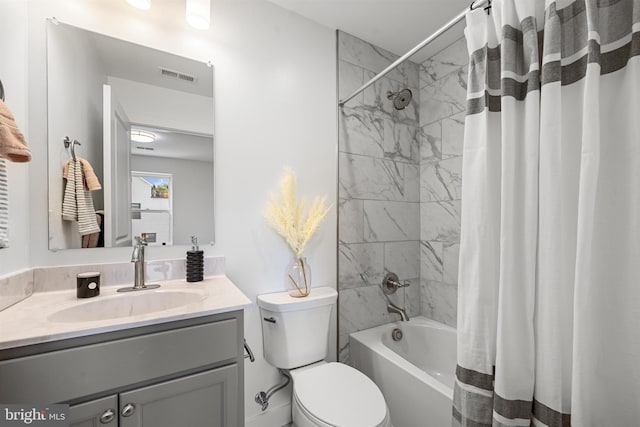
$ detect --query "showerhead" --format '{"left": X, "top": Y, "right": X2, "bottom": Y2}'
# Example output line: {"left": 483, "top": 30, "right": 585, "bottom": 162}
{"left": 387, "top": 88, "right": 413, "bottom": 110}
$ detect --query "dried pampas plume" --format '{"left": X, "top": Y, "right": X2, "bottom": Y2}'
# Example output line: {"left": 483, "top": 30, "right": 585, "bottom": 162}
{"left": 264, "top": 168, "right": 331, "bottom": 258}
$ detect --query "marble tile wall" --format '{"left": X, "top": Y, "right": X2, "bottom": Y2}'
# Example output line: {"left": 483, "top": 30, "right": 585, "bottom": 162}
{"left": 338, "top": 31, "right": 421, "bottom": 364}
{"left": 418, "top": 37, "right": 468, "bottom": 328}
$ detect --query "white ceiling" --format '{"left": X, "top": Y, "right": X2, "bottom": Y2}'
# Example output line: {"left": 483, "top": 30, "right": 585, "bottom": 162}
{"left": 265, "top": 0, "right": 471, "bottom": 63}
{"left": 131, "top": 125, "right": 213, "bottom": 162}
{"left": 62, "top": 21, "right": 214, "bottom": 97}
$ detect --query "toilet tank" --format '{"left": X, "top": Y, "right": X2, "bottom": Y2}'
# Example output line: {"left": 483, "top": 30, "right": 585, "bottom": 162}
{"left": 257, "top": 287, "right": 338, "bottom": 369}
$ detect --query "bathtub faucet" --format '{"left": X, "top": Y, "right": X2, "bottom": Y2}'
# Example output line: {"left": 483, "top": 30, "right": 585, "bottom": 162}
{"left": 383, "top": 272, "right": 410, "bottom": 295}
{"left": 387, "top": 302, "right": 410, "bottom": 322}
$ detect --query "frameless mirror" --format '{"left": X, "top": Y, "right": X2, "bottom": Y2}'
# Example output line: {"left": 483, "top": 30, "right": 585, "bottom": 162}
{"left": 47, "top": 21, "right": 214, "bottom": 250}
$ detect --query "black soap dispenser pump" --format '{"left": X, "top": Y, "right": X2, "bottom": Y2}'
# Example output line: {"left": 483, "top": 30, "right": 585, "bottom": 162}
{"left": 186, "top": 236, "right": 204, "bottom": 282}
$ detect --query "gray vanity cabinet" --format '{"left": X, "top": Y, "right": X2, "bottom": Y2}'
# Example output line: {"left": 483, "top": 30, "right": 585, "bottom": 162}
{"left": 0, "top": 311, "right": 244, "bottom": 427}
{"left": 70, "top": 395, "right": 118, "bottom": 426}
{"left": 119, "top": 365, "right": 237, "bottom": 427}
{"left": 69, "top": 365, "right": 237, "bottom": 427}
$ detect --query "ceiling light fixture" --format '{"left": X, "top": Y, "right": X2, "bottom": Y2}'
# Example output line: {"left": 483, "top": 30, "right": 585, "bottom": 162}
{"left": 186, "top": 0, "right": 211, "bottom": 30}
{"left": 126, "top": 0, "right": 151, "bottom": 10}
{"left": 131, "top": 130, "right": 156, "bottom": 143}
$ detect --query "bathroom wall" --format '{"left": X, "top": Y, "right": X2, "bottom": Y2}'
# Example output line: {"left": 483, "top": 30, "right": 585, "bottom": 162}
{"left": 3, "top": 1, "right": 337, "bottom": 425}
{"left": 337, "top": 31, "right": 421, "bottom": 363}
{"left": 418, "top": 37, "right": 468, "bottom": 327}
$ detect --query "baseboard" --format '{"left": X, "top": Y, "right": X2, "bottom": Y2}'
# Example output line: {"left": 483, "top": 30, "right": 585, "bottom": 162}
{"left": 245, "top": 403, "right": 292, "bottom": 427}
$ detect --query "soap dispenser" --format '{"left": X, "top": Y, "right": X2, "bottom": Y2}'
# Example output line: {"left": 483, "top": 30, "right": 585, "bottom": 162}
{"left": 186, "top": 236, "right": 204, "bottom": 282}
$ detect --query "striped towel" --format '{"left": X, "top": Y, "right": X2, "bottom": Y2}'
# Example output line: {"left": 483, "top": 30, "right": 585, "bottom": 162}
{"left": 62, "top": 159, "right": 77, "bottom": 221}
{"left": 0, "top": 159, "right": 8, "bottom": 248}
{"left": 62, "top": 159, "right": 100, "bottom": 236}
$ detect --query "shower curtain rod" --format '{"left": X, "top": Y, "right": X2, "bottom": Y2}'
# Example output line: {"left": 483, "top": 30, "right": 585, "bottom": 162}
{"left": 338, "top": 0, "right": 487, "bottom": 107}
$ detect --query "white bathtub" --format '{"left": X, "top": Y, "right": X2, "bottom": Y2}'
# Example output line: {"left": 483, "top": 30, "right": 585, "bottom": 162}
{"left": 350, "top": 316, "right": 456, "bottom": 427}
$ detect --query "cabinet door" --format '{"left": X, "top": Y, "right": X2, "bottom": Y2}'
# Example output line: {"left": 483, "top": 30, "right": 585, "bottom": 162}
{"left": 70, "top": 395, "right": 118, "bottom": 427}
{"left": 119, "top": 365, "right": 238, "bottom": 427}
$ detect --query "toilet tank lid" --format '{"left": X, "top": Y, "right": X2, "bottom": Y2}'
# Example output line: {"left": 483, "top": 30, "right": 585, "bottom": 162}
{"left": 257, "top": 287, "right": 337, "bottom": 312}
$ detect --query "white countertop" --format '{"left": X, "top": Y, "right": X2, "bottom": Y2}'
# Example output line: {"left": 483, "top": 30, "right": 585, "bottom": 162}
{"left": 0, "top": 275, "right": 252, "bottom": 351}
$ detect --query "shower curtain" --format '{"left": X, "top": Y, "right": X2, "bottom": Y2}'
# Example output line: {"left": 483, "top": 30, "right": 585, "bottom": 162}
{"left": 454, "top": 0, "right": 640, "bottom": 426}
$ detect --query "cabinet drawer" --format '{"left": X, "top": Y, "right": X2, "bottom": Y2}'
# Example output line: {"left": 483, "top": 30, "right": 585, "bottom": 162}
{"left": 0, "top": 319, "right": 238, "bottom": 403}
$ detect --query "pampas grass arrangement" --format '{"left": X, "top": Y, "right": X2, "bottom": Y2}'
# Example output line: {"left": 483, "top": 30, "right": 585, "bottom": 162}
{"left": 264, "top": 168, "right": 331, "bottom": 297}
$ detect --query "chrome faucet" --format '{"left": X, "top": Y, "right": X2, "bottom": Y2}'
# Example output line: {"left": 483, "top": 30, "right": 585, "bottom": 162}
{"left": 383, "top": 272, "right": 410, "bottom": 321}
{"left": 387, "top": 301, "right": 410, "bottom": 322}
{"left": 117, "top": 236, "right": 160, "bottom": 292}
{"left": 383, "top": 272, "right": 411, "bottom": 294}
{"left": 132, "top": 236, "right": 147, "bottom": 289}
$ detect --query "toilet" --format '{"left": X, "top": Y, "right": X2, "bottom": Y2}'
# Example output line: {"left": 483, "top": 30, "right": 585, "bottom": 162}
{"left": 257, "top": 287, "right": 392, "bottom": 427}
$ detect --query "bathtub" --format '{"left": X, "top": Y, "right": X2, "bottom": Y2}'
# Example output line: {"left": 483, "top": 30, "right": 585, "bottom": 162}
{"left": 350, "top": 316, "right": 456, "bottom": 427}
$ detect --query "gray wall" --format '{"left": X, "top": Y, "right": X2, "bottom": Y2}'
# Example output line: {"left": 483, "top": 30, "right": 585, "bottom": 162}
{"left": 130, "top": 155, "right": 214, "bottom": 246}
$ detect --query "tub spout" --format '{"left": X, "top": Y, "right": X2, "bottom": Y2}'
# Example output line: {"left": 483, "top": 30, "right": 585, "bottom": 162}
{"left": 387, "top": 302, "right": 409, "bottom": 321}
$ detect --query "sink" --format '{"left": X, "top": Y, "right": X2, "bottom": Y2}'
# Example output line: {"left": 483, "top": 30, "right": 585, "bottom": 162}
{"left": 48, "top": 290, "right": 206, "bottom": 323}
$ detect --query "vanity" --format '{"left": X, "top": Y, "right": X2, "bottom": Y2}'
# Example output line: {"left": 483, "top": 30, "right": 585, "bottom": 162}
{"left": 0, "top": 276, "right": 251, "bottom": 427}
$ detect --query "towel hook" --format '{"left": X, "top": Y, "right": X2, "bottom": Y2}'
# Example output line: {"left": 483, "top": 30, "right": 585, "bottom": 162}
{"left": 0, "top": 80, "right": 5, "bottom": 102}
{"left": 63, "top": 136, "right": 81, "bottom": 161}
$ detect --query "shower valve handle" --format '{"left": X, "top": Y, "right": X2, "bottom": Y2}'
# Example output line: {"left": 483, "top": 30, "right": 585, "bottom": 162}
{"left": 382, "top": 272, "right": 410, "bottom": 295}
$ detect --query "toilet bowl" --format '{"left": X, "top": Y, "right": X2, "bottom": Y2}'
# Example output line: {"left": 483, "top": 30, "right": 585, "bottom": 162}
{"left": 291, "top": 362, "right": 391, "bottom": 427}
{"left": 257, "top": 287, "right": 392, "bottom": 427}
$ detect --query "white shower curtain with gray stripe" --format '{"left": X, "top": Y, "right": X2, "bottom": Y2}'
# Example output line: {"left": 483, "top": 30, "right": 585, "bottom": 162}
{"left": 454, "top": 0, "right": 640, "bottom": 426}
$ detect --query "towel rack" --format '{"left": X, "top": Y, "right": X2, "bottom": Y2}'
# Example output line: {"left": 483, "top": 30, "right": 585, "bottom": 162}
{"left": 0, "top": 80, "right": 5, "bottom": 101}
{"left": 244, "top": 339, "right": 255, "bottom": 362}
{"left": 63, "top": 136, "right": 81, "bottom": 161}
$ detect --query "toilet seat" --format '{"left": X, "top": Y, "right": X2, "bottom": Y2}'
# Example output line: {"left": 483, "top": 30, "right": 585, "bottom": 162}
{"left": 292, "top": 362, "right": 390, "bottom": 427}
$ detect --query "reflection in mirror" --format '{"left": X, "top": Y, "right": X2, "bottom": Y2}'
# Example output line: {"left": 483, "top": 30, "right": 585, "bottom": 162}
{"left": 47, "top": 21, "right": 214, "bottom": 250}
{"left": 131, "top": 171, "right": 173, "bottom": 246}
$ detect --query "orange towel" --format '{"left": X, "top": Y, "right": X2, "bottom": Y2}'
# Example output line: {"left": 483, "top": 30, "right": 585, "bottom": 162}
{"left": 0, "top": 99, "right": 31, "bottom": 163}
{"left": 62, "top": 157, "right": 102, "bottom": 191}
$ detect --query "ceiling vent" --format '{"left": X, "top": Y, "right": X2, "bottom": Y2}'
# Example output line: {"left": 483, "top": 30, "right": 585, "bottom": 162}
{"left": 136, "top": 146, "right": 155, "bottom": 151}
{"left": 159, "top": 67, "right": 197, "bottom": 84}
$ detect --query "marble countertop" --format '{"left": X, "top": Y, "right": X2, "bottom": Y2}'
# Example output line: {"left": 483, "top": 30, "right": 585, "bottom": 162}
{"left": 0, "top": 275, "right": 252, "bottom": 351}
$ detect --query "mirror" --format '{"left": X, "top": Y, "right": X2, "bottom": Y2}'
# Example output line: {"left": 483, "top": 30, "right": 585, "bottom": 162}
{"left": 47, "top": 21, "right": 214, "bottom": 250}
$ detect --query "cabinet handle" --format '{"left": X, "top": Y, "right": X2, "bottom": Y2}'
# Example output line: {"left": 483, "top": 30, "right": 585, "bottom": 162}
{"left": 263, "top": 317, "right": 276, "bottom": 324}
{"left": 121, "top": 403, "right": 135, "bottom": 417}
{"left": 100, "top": 409, "right": 115, "bottom": 424}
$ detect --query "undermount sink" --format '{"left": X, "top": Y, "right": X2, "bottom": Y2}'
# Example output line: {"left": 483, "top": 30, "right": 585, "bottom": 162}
{"left": 48, "top": 290, "right": 206, "bottom": 323}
